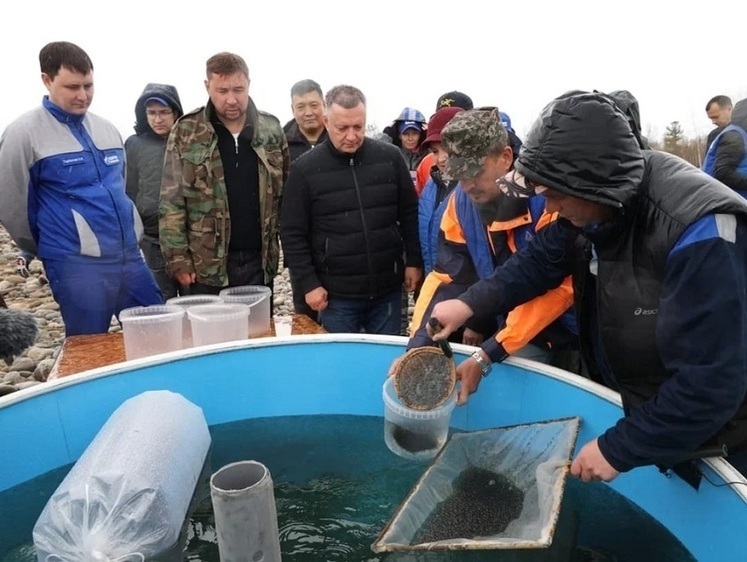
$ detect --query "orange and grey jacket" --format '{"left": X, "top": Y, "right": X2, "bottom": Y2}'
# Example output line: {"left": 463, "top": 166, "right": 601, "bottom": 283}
{"left": 408, "top": 186, "right": 576, "bottom": 361}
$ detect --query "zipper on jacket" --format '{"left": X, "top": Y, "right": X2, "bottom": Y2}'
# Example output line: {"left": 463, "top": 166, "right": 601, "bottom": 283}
{"left": 74, "top": 120, "right": 128, "bottom": 260}
{"left": 350, "top": 157, "right": 375, "bottom": 298}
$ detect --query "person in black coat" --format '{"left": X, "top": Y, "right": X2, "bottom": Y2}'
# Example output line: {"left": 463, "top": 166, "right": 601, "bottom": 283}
{"left": 280, "top": 85, "right": 422, "bottom": 335}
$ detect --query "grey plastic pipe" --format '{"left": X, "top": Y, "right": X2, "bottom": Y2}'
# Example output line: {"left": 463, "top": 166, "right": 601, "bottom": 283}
{"left": 210, "top": 460, "right": 282, "bottom": 562}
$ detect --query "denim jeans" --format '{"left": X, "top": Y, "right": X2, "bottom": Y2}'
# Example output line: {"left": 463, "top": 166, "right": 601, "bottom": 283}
{"left": 319, "top": 289, "right": 402, "bottom": 335}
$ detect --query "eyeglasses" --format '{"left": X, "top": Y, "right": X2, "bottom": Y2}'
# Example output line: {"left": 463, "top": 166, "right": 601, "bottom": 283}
{"left": 146, "top": 109, "right": 174, "bottom": 119}
{"left": 496, "top": 168, "right": 537, "bottom": 198}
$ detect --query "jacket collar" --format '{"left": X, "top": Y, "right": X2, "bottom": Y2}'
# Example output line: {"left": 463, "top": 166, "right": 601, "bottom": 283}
{"left": 42, "top": 96, "right": 86, "bottom": 124}
{"left": 205, "top": 96, "right": 260, "bottom": 142}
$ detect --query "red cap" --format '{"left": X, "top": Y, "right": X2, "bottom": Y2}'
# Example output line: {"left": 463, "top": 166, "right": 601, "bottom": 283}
{"left": 422, "top": 107, "right": 464, "bottom": 149}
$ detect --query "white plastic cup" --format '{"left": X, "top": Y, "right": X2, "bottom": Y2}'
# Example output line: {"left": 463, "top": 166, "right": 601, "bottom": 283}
{"left": 120, "top": 305, "right": 185, "bottom": 360}
{"left": 187, "top": 303, "right": 251, "bottom": 347}
{"left": 166, "top": 294, "right": 223, "bottom": 347}
{"left": 382, "top": 376, "right": 456, "bottom": 461}
{"left": 219, "top": 286, "right": 271, "bottom": 336}
{"left": 273, "top": 315, "right": 292, "bottom": 337}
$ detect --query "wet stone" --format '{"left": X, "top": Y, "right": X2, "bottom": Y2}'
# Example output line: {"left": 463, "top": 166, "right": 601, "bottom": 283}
{"left": 413, "top": 466, "right": 525, "bottom": 544}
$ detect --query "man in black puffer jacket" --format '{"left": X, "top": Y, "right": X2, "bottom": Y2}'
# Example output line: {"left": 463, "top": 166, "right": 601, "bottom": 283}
{"left": 430, "top": 90, "right": 747, "bottom": 485}
{"left": 280, "top": 85, "right": 422, "bottom": 335}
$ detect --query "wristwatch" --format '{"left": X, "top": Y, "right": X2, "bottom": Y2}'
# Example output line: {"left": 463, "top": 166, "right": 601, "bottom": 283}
{"left": 471, "top": 350, "right": 492, "bottom": 377}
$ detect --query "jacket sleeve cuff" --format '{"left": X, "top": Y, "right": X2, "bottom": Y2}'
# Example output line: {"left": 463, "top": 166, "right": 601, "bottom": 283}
{"left": 597, "top": 429, "right": 634, "bottom": 473}
{"left": 481, "top": 338, "right": 509, "bottom": 364}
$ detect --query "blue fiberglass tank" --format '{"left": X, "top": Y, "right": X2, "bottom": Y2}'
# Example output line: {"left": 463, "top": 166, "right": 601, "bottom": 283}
{"left": 0, "top": 334, "right": 745, "bottom": 560}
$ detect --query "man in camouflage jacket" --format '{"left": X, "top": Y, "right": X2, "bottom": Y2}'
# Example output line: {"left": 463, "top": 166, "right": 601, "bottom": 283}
{"left": 160, "top": 52, "right": 289, "bottom": 292}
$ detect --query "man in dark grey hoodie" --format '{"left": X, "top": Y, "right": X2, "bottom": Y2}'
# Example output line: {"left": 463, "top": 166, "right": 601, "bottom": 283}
{"left": 125, "top": 83, "right": 184, "bottom": 299}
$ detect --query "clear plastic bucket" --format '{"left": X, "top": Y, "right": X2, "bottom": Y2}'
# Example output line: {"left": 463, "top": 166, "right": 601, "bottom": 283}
{"left": 187, "top": 303, "right": 251, "bottom": 347}
{"left": 166, "top": 294, "right": 223, "bottom": 347}
{"left": 382, "top": 376, "right": 456, "bottom": 461}
{"left": 120, "top": 305, "right": 185, "bottom": 360}
{"left": 219, "top": 286, "right": 271, "bottom": 336}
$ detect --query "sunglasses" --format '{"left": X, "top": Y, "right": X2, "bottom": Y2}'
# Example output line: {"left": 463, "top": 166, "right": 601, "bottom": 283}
{"left": 496, "top": 169, "right": 538, "bottom": 198}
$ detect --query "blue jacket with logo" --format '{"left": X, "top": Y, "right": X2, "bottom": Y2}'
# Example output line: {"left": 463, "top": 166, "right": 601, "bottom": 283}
{"left": 702, "top": 123, "right": 747, "bottom": 197}
{"left": 0, "top": 97, "right": 142, "bottom": 263}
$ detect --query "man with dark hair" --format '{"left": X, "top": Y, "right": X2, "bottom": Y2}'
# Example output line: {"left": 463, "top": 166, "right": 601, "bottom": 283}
{"left": 125, "top": 83, "right": 184, "bottom": 300}
{"left": 283, "top": 79, "right": 329, "bottom": 320}
{"left": 0, "top": 41, "right": 162, "bottom": 336}
{"left": 398, "top": 109, "right": 577, "bottom": 399}
{"left": 160, "top": 52, "right": 290, "bottom": 296}
{"left": 430, "top": 90, "right": 747, "bottom": 483}
{"left": 703, "top": 97, "right": 747, "bottom": 196}
{"left": 705, "top": 95, "right": 733, "bottom": 150}
{"left": 280, "top": 85, "right": 422, "bottom": 335}
{"left": 285, "top": 79, "right": 328, "bottom": 162}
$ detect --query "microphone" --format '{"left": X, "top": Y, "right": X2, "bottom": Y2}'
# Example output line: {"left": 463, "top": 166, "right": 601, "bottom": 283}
{"left": 0, "top": 308, "right": 39, "bottom": 365}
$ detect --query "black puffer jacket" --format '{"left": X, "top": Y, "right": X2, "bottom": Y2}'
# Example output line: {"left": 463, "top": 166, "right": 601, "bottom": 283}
{"left": 280, "top": 138, "right": 422, "bottom": 299}
{"left": 124, "top": 83, "right": 183, "bottom": 238}
{"left": 283, "top": 119, "right": 329, "bottom": 163}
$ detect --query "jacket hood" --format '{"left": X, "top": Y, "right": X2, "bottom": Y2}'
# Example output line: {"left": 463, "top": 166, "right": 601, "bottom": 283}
{"left": 515, "top": 91, "right": 645, "bottom": 210}
{"left": 606, "top": 89, "right": 649, "bottom": 149}
{"left": 134, "top": 83, "right": 184, "bottom": 135}
{"left": 732, "top": 98, "right": 747, "bottom": 130}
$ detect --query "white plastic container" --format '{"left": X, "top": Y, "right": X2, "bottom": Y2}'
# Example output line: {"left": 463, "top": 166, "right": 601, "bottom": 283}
{"left": 273, "top": 315, "right": 292, "bottom": 337}
{"left": 219, "top": 285, "right": 271, "bottom": 336}
{"left": 119, "top": 305, "right": 184, "bottom": 360}
{"left": 166, "top": 294, "right": 223, "bottom": 347}
{"left": 33, "top": 390, "right": 211, "bottom": 561}
{"left": 187, "top": 303, "right": 251, "bottom": 347}
{"left": 210, "top": 460, "right": 282, "bottom": 562}
{"left": 383, "top": 376, "right": 456, "bottom": 461}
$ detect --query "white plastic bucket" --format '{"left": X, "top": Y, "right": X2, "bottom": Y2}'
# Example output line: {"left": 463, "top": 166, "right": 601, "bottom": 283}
{"left": 219, "top": 285, "right": 271, "bottom": 336}
{"left": 120, "top": 305, "right": 184, "bottom": 360}
{"left": 166, "top": 294, "right": 223, "bottom": 347}
{"left": 187, "top": 303, "right": 250, "bottom": 347}
{"left": 382, "top": 376, "right": 456, "bottom": 461}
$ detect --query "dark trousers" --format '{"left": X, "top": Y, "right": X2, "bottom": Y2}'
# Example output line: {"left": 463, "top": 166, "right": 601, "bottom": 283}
{"left": 140, "top": 237, "right": 180, "bottom": 301}
{"left": 190, "top": 250, "right": 272, "bottom": 297}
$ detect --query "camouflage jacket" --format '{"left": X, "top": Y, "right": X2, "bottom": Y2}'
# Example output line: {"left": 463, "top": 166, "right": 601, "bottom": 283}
{"left": 160, "top": 98, "right": 289, "bottom": 286}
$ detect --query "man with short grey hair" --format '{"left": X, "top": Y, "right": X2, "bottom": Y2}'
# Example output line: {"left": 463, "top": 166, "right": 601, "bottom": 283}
{"left": 280, "top": 85, "right": 422, "bottom": 335}
{"left": 283, "top": 79, "right": 329, "bottom": 320}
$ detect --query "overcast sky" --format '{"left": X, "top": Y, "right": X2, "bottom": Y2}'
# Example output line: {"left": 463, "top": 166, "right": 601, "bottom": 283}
{"left": 2, "top": 0, "right": 745, "bottom": 145}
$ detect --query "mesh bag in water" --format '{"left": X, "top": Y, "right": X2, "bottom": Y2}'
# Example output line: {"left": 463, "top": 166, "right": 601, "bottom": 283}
{"left": 372, "top": 416, "right": 581, "bottom": 552}
{"left": 393, "top": 347, "right": 456, "bottom": 410}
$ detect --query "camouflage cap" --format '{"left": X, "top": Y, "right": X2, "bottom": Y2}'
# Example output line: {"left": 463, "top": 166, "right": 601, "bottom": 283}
{"left": 441, "top": 108, "right": 505, "bottom": 181}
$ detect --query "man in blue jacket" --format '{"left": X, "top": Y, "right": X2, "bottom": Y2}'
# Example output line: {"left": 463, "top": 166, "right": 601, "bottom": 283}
{"left": 0, "top": 41, "right": 162, "bottom": 335}
{"left": 702, "top": 97, "right": 747, "bottom": 197}
{"left": 430, "top": 91, "right": 747, "bottom": 483}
